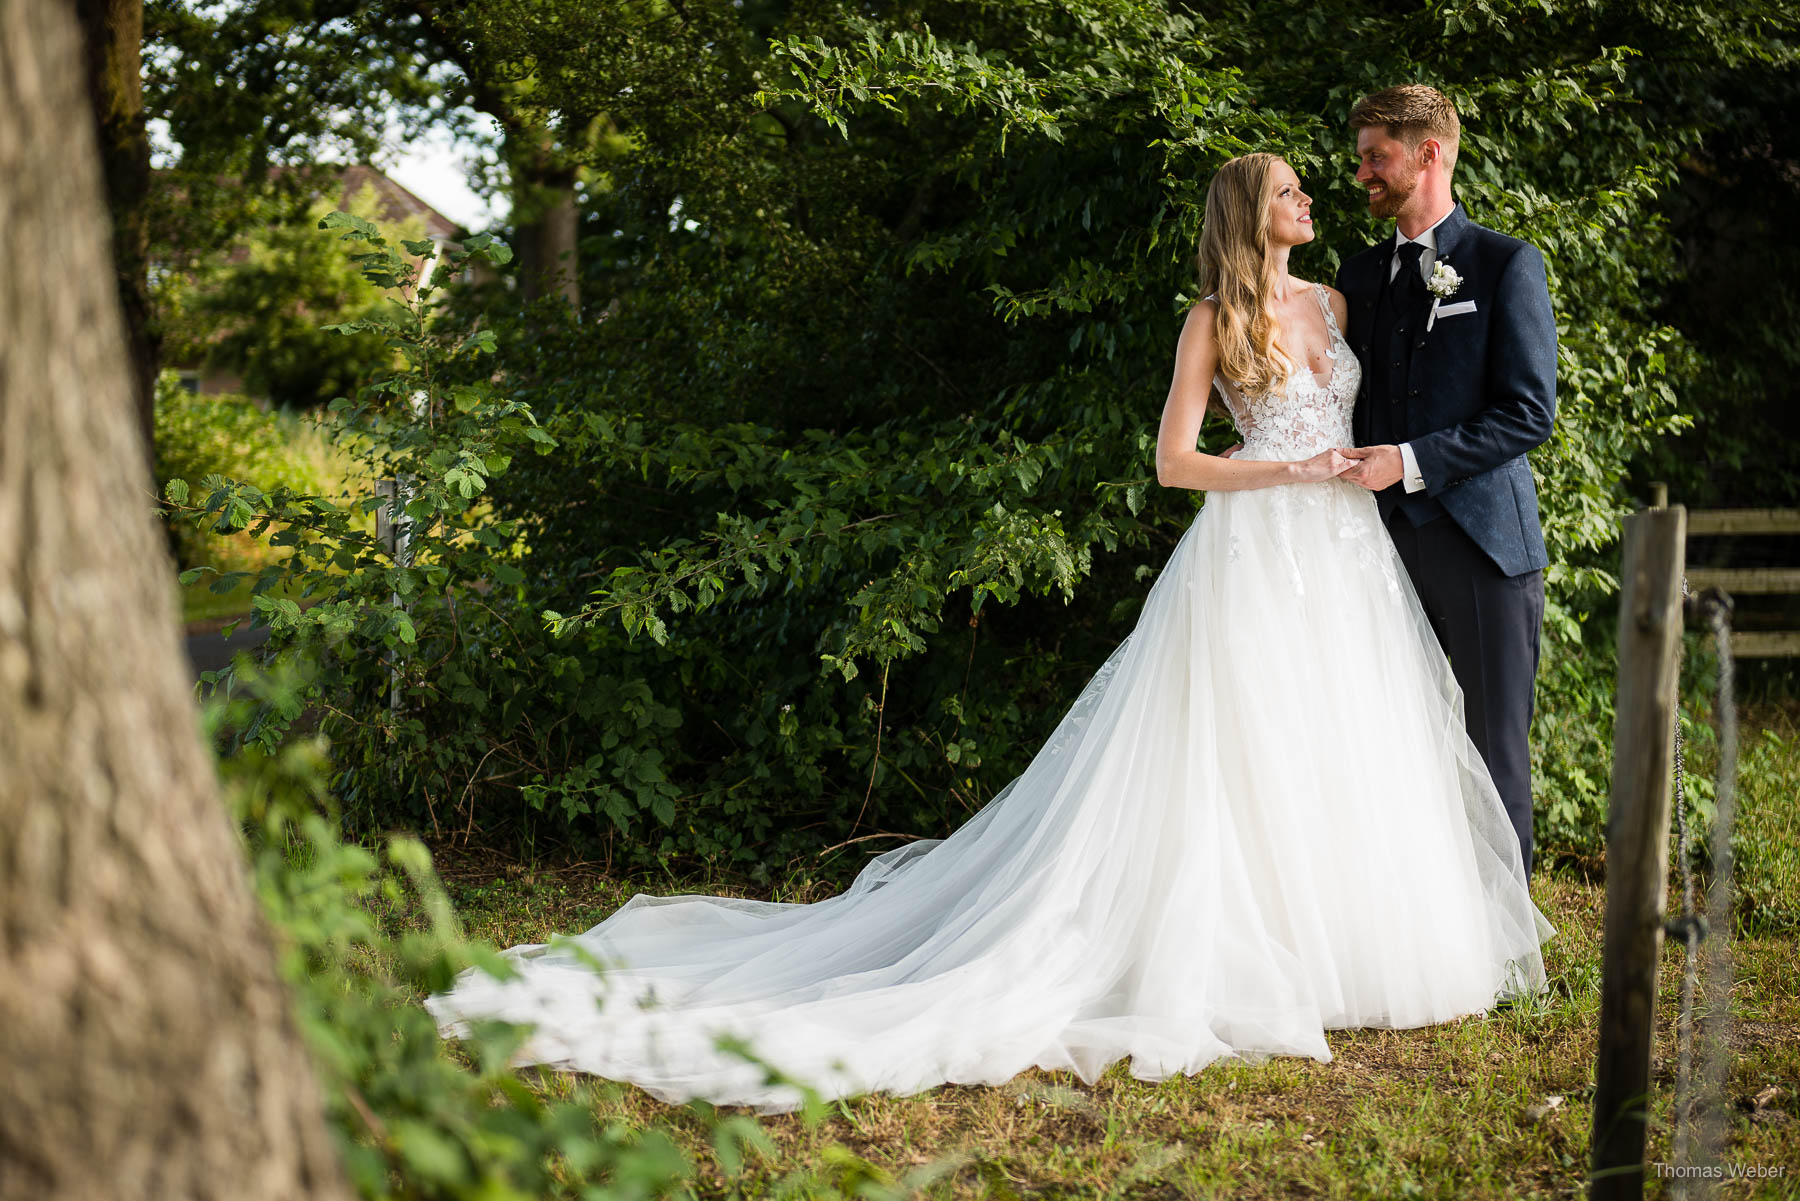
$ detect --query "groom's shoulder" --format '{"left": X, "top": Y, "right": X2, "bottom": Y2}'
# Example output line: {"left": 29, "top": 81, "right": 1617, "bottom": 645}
{"left": 1341, "top": 237, "right": 1391, "bottom": 266}
{"left": 1334, "top": 238, "right": 1390, "bottom": 287}
{"left": 1459, "top": 214, "right": 1543, "bottom": 264}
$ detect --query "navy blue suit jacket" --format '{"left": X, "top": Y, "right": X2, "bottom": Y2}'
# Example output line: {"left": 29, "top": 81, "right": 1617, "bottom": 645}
{"left": 1335, "top": 204, "right": 1557, "bottom": 577}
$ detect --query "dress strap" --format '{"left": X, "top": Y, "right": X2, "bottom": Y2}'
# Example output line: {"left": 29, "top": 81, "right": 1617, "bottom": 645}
{"left": 1312, "top": 283, "right": 1341, "bottom": 336}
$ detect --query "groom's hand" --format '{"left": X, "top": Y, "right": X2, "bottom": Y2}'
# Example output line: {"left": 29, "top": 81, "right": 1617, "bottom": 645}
{"left": 1340, "top": 445, "right": 1403, "bottom": 490}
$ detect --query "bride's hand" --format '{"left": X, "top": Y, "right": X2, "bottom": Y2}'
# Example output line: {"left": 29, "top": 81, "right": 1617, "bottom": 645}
{"left": 1293, "top": 448, "right": 1353, "bottom": 482}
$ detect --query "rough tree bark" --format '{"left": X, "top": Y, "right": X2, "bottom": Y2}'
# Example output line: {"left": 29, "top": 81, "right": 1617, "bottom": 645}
{"left": 0, "top": 4, "right": 353, "bottom": 1199}
{"left": 75, "top": 0, "right": 158, "bottom": 463}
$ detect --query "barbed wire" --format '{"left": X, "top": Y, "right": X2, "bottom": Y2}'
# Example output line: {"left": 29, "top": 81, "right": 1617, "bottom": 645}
{"left": 1668, "top": 585, "right": 1739, "bottom": 1201}
{"left": 1698, "top": 594, "right": 1741, "bottom": 1197}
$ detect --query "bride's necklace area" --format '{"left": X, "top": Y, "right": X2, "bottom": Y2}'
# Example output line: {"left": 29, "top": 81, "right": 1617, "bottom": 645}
{"left": 1269, "top": 286, "right": 1340, "bottom": 393}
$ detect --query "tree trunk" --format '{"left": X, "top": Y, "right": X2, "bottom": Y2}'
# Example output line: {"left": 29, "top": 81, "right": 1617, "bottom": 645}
{"left": 0, "top": 5, "right": 353, "bottom": 1199}
{"left": 396, "top": 2, "right": 583, "bottom": 312}
{"left": 75, "top": 0, "right": 158, "bottom": 467}
{"left": 508, "top": 124, "right": 582, "bottom": 311}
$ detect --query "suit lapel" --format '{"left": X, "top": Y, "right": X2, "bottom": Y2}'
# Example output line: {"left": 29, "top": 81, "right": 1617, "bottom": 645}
{"left": 1431, "top": 202, "right": 1471, "bottom": 271}
{"left": 1420, "top": 202, "right": 1472, "bottom": 318}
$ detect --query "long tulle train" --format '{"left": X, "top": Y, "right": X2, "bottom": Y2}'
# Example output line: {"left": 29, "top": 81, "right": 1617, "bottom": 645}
{"left": 426, "top": 477, "right": 1554, "bottom": 1112}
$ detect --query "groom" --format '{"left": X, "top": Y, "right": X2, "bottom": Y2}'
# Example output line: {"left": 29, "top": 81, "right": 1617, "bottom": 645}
{"left": 1334, "top": 85, "right": 1558, "bottom": 878}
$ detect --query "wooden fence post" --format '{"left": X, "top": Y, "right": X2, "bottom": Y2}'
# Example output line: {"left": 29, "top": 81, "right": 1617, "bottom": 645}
{"left": 1590, "top": 502, "right": 1687, "bottom": 1200}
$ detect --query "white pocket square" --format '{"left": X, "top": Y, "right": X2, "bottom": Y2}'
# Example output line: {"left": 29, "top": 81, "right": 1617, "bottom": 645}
{"left": 1427, "top": 298, "right": 1477, "bottom": 331}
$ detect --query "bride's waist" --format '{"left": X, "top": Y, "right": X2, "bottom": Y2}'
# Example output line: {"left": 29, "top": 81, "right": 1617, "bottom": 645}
{"left": 1236, "top": 437, "right": 1349, "bottom": 462}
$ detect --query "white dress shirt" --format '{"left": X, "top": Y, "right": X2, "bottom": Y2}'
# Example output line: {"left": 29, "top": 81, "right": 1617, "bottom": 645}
{"left": 1388, "top": 209, "right": 1455, "bottom": 494}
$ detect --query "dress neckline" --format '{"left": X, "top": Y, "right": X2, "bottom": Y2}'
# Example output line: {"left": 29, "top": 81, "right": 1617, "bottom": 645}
{"left": 1205, "top": 284, "right": 1347, "bottom": 397}
{"left": 1295, "top": 285, "right": 1343, "bottom": 393}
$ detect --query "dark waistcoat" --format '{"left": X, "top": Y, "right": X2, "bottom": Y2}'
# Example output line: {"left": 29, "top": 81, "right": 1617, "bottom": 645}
{"left": 1365, "top": 258, "right": 1448, "bottom": 526}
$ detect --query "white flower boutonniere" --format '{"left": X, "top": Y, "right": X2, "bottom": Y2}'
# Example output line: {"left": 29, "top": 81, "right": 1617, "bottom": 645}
{"left": 1426, "top": 261, "right": 1463, "bottom": 331}
{"left": 1427, "top": 261, "right": 1462, "bottom": 299}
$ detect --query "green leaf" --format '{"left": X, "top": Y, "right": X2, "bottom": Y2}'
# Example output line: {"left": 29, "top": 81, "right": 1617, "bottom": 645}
{"left": 319, "top": 210, "right": 379, "bottom": 239}
{"left": 388, "top": 1120, "right": 467, "bottom": 1187}
{"left": 463, "top": 232, "right": 513, "bottom": 265}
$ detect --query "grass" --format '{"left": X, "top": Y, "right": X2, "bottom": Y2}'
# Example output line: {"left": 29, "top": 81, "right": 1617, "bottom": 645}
{"left": 154, "top": 383, "right": 364, "bottom": 627}
{"left": 1714, "top": 700, "right": 1800, "bottom": 939}
{"left": 415, "top": 847, "right": 1798, "bottom": 1199}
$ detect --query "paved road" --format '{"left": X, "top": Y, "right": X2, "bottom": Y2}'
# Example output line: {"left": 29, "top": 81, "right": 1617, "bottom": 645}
{"left": 182, "top": 621, "right": 329, "bottom": 739}
{"left": 183, "top": 620, "right": 272, "bottom": 680}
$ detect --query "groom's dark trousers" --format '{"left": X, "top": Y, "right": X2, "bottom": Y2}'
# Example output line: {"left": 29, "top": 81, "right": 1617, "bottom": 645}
{"left": 1338, "top": 203, "right": 1557, "bottom": 878}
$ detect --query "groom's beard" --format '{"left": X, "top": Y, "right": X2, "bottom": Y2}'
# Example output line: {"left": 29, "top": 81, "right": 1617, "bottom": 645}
{"left": 1366, "top": 173, "right": 1418, "bottom": 220}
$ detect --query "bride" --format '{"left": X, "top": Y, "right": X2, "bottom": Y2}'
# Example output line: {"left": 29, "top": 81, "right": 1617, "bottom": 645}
{"left": 426, "top": 152, "right": 1555, "bottom": 1113}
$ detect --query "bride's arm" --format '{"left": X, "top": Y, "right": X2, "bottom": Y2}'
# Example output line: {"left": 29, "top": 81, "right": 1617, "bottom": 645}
{"left": 1155, "top": 301, "right": 1348, "bottom": 492}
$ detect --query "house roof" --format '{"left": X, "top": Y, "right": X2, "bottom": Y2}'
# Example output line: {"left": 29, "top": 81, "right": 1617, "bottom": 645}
{"left": 152, "top": 162, "right": 467, "bottom": 248}
{"left": 335, "top": 164, "right": 462, "bottom": 241}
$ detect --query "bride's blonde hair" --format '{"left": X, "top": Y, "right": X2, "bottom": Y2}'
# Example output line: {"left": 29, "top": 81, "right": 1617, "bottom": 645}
{"left": 1196, "top": 152, "right": 1296, "bottom": 395}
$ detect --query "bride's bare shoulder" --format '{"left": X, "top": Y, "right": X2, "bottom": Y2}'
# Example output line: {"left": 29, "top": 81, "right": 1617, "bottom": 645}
{"left": 1296, "top": 278, "right": 1349, "bottom": 324}
{"left": 1184, "top": 295, "right": 1219, "bottom": 325}
{"left": 1179, "top": 297, "right": 1220, "bottom": 346}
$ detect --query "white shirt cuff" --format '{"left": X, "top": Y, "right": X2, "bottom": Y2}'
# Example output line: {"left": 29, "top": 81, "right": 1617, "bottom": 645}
{"left": 1400, "top": 442, "right": 1426, "bottom": 493}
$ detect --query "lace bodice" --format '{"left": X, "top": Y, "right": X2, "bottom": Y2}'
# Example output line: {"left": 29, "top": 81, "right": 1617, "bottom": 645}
{"left": 1213, "top": 286, "right": 1360, "bottom": 462}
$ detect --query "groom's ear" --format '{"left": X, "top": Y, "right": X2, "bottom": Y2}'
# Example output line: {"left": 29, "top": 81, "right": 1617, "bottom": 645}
{"left": 1418, "top": 137, "right": 1444, "bottom": 170}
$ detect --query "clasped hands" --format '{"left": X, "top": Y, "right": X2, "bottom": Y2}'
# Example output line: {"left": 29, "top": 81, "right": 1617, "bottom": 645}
{"left": 1328, "top": 444, "right": 1403, "bottom": 490}
{"left": 1221, "top": 443, "right": 1404, "bottom": 490}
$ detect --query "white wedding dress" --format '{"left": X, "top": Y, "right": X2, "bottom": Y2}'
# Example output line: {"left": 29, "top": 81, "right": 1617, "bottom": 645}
{"left": 426, "top": 285, "right": 1554, "bottom": 1111}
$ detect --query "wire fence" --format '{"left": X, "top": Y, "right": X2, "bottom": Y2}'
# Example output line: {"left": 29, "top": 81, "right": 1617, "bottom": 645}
{"left": 1664, "top": 585, "right": 1741, "bottom": 1201}
{"left": 1591, "top": 499, "right": 1750, "bottom": 1201}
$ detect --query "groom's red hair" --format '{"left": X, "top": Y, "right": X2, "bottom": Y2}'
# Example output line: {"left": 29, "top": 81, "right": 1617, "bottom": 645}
{"left": 1350, "top": 85, "right": 1461, "bottom": 174}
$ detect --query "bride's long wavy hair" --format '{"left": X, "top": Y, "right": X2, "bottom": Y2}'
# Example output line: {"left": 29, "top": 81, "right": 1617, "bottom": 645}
{"left": 1196, "top": 152, "right": 1295, "bottom": 395}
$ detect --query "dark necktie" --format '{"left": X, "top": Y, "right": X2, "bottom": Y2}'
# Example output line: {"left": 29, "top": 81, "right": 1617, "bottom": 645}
{"left": 1390, "top": 241, "right": 1426, "bottom": 313}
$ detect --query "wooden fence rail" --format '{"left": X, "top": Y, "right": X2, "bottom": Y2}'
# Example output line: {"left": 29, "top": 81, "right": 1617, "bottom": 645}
{"left": 1684, "top": 507, "right": 1800, "bottom": 658}
{"left": 1684, "top": 508, "right": 1800, "bottom": 536}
